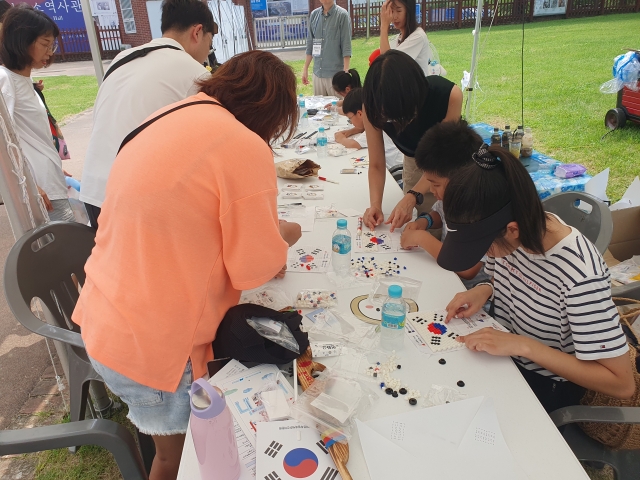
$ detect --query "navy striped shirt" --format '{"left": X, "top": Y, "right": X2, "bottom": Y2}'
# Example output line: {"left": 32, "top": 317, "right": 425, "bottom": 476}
{"left": 485, "top": 222, "right": 628, "bottom": 381}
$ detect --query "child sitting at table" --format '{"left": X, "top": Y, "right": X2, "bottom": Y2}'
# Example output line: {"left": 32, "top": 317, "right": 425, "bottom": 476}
{"left": 334, "top": 88, "right": 403, "bottom": 169}
{"left": 400, "top": 120, "right": 489, "bottom": 288}
{"left": 436, "top": 138, "right": 635, "bottom": 413}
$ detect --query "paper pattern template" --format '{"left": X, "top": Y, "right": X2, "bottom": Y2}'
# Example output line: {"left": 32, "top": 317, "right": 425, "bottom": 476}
{"left": 278, "top": 206, "right": 315, "bottom": 232}
{"left": 447, "top": 311, "right": 509, "bottom": 336}
{"left": 357, "top": 396, "right": 527, "bottom": 480}
{"left": 406, "top": 311, "right": 465, "bottom": 353}
{"left": 288, "top": 246, "right": 331, "bottom": 272}
{"left": 354, "top": 229, "right": 420, "bottom": 253}
{"left": 212, "top": 365, "right": 295, "bottom": 449}
{"left": 256, "top": 420, "right": 341, "bottom": 480}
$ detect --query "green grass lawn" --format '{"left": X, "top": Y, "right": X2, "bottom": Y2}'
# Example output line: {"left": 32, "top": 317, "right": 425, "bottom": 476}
{"left": 291, "top": 13, "right": 640, "bottom": 201}
{"left": 32, "top": 75, "right": 98, "bottom": 123}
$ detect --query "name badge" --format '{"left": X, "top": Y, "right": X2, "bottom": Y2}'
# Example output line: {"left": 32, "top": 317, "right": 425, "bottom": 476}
{"left": 312, "top": 39, "right": 322, "bottom": 57}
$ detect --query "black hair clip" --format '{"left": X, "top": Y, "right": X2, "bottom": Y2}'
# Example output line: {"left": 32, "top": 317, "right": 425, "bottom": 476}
{"left": 472, "top": 144, "right": 499, "bottom": 170}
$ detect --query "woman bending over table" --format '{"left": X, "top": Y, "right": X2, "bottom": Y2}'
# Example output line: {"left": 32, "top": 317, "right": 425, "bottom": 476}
{"left": 362, "top": 50, "right": 462, "bottom": 231}
{"left": 438, "top": 142, "right": 635, "bottom": 413}
{"left": 73, "top": 50, "right": 302, "bottom": 480}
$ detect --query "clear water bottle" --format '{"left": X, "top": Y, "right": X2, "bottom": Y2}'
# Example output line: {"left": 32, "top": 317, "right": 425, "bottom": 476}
{"left": 298, "top": 94, "right": 308, "bottom": 128}
{"left": 331, "top": 219, "right": 351, "bottom": 277}
{"left": 330, "top": 100, "right": 339, "bottom": 123}
{"left": 317, "top": 127, "right": 327, "bottom": 159}
{"left": 380, "top": 285, "right": 406, "bottom": 352}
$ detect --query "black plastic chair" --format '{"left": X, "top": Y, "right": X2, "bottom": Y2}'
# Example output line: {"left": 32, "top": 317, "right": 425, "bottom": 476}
{"left": 0, "top": 419, "right": 147, "bottom": 479}
{"left": 549, "top": 406, "right": 640, "bottom": 479}
{"left": 389, "top": 164, "right": 403, "bottom": 187}
{"left": 2, "top": 222, "right": 156, "bottom": 472}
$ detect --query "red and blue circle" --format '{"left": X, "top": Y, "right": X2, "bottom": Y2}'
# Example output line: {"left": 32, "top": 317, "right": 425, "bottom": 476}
{"left": 299, "top": 255, "right": 315, "bottom": 263}
{"left": 428, "top": 322, "right": 447, "bottom": 335}
{"left": 282, "top": 448, "right": 319, "bottom": 478}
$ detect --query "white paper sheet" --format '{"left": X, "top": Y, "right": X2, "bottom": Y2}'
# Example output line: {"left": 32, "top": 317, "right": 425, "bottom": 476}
{"left": 585, "top": 168, "right": 610, "bottom": 203}
{"left": 357, "top": 397, "right": 527, "bottom": 480}
{"left": 278, "top": 206, "right": 316, "bottom": 232}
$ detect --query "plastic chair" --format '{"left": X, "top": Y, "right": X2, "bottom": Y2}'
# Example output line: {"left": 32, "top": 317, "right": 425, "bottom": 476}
{"left": 3, "top": 222, "right": 100, "bottom": 425}
{"left": 0, "top": 419, "right": 147, "bottom": 479}
{"left": 3, "top": 221, "right": 157, "bottom": 473}
{"left": 542, "top": 192, "right": 613, "bottom": 254}
{"left": 549, "top": 406, "right": 640, "bottom": 479}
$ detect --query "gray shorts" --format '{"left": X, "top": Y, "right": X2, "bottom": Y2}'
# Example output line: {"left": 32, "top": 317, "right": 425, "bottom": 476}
{"left": 49, "top": 199, "right": 76, "bottom": 222}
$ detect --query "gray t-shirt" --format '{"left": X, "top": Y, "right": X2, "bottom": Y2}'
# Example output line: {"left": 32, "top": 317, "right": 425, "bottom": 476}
{"left": 305, "top": 4, "right": 352, "bottom": 78}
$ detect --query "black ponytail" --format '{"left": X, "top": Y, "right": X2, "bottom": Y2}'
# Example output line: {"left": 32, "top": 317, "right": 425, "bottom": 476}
{"left": 443, "top": 146, "right": 547, "bottom": 255}
{"left": 332, "top": 69, "right": 362, "bottom": 93}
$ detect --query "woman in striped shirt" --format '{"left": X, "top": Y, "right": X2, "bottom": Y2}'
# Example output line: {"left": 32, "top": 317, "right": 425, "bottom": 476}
{"left": 438, "top": 142, "right": 635, "bottom": 412}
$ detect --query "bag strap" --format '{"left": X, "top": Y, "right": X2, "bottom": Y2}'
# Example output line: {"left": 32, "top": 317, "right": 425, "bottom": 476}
{"left": 118, "top": 100, "right": 222, "bottom": 154}
{"left": 103, "top": 45, "right": 182, "bottom": 81}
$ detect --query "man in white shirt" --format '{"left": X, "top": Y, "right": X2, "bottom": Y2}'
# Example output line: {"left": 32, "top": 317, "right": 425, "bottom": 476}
{"left": 80, "top": 0, "right": 216, "bottom": 228}
{"left": 334, "top": 87, "right": 404, "bottom": 169}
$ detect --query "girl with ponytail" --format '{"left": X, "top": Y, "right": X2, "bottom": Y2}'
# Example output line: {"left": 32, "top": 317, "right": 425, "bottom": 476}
{"left": 439, "top": 144, "right": 635, "bottom": 413}
{"left": 325, "top": 68, "right": 362, "bottom": 111}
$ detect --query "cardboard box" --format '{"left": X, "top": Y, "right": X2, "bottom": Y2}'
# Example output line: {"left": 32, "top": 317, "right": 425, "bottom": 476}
{"left": 608, "top": 206, "right": 640, "bottom": 263}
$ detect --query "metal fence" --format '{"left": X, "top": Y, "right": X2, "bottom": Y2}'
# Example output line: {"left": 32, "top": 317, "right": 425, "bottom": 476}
{"left": 350, "top": 0, "right": 639, "bottom": 36}
{"left": 55, "top": 26, "right": 122, "bottom": 61}
{"left": 253, "top": 15, "right": 308, "bottom": 49}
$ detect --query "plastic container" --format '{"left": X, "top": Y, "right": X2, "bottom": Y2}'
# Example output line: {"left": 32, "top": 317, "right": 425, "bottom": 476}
{"left": 509, "top": 125, "right": 523, "bottom": 157}
{"left": 501, "top": 125, "right": 511, "bottom": 150}
{"left": 490, "top": 127, "right": 501, "bottom": 146}
{"left": 380, "top": 285, "right": 406, "bottom": 352}
{"left": 330, "top": 100, "right": 339, "bottom": 123}
{"left": 317, "top": 127, "right": 328, "bottom": 159}
{"left": 190, "top": 379, "right": 240, "bottom": 480}
{"left": 298, "top": 94, "right": 308, "bottom": 128}
{"left": 331, "top": 219, "right": 351, "bottom": 277}
{"left": 521, "top": 127, "right": 533, "bottom": 157}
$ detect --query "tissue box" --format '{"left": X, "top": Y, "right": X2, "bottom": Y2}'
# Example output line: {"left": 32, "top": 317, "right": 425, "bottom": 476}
{"left": 554, "top": 164, "right": 587, "bottom": 179}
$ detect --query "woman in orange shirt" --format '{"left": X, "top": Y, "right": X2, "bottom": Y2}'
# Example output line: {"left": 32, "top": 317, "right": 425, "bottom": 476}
{"left": 73, "top": 51, "right": 301, "bottom": 480}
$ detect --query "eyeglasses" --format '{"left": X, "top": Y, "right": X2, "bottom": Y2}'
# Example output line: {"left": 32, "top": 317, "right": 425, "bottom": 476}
{"left": 39, "top": 41, "right": 58, "bottom": 54}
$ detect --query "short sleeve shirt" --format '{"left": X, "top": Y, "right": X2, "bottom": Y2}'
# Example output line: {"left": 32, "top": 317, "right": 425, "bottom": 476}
{"left": 484, "top": 218, "right": 628, "bottom": 381}
{"left": 73, "top": 93, "right": 289, "bottom": 392}
{"left": 305, "top": 4, "right": 352, "bottom": 78}
{"left": 390, "top": 27, "right": 432, "bottom": 76}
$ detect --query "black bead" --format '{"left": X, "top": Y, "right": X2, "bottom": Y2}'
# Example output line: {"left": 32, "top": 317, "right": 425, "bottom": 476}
{"left": 439, "top": 358, "right": 446, "bottom": 365}
{"left": 373, "top": 373, "right": 377, "bottom": 378}
{"left": 392, "top": 391, "right": 398, "bottom": 398}
{"left": 396, "top": 364, "right": 401, "bottom": 369}
{"left": 457, "top": 380, "right": 465, "bottom": 387}
{"left": 385, "top": 387, "right": 393, "bottom": 395}
{"left": 399, "top": 388, "right": 407, "bottom": 395}
{"left": 409, "top": 398, "right": 417, "bottom": 405}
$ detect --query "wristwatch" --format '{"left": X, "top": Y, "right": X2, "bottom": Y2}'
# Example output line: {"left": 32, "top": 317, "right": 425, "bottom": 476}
{"left": 407, "top": 189, "right": 424, "bottom": 206}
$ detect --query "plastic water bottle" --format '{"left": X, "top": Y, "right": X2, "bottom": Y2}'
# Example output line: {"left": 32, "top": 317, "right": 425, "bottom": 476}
{"left": 331, "top": 219, "right": 351, "bottom": 277}
{"left": 380, "top": 285, "right": 407, "bottom": 352}
{"left": 190, "top": 379, "right": 241, "bottom": 480}
{"left": 298, "top": 94, "right": 308, "bottom": 128}
{"left": 330, "top": 100, "right": 339, "bottom": 123}
{"left": 317, "top": 127, "right": 327, "bottom": 159}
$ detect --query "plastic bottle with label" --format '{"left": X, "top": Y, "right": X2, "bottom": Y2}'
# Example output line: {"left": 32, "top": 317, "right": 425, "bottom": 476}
{"left": 501, "top": 125, "right": 512, "bottom": 150}
{"left": 331, "top": 219, "right": 351, "bottom": 277}
{"left": 490, "top": 127, "right": 501, "bottom": 147}
{"left": 380, "top": 285, "right": 407, "bottom": 352}
{"left": 330, "top": 100, "right": 339, "bottom": 123}
{"left": 317, "top": 127, "right": 328, "bottom": 159}
{"left": 510, "top": 125, "right": 524, "bottom": 157}
{"left": 521, "top": 127, "right": 533, "bottom": 157}
{"left": 298, "top": 94, "right": 308, "bottom": 128}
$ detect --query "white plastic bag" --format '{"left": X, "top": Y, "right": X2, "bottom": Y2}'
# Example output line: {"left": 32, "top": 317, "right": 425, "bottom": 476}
{"left": 600, "top": 51, "right": 640, "bottom": 94}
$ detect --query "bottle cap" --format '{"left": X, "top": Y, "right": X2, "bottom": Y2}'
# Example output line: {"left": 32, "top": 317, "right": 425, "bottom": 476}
{"left": 505, "top": 125, "right": 510, "bottom": 129}
{"left": 518, "top": 125, "right": 523, "bottom": 129}
{"left": 190, "top": 379, "right": 227, "bottom": 419}
{"left": 388, "top": 285, "right": 402, "bottom": 298}
{"left": 319, "top": 127, "right": 325, "bottom": 133}
{"left": 299, "top": 93, "right": 304, "bottom": 97}
{"left": 332, "top": 101, "right": 337, "bottom": 105}
{"left": 337, "top": 219, "right": 347, "bottom": 228}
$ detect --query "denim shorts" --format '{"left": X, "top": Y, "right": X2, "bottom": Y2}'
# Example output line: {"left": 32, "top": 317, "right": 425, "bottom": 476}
{"left": 89, "top": 356, "right": 193, "bottom": 436}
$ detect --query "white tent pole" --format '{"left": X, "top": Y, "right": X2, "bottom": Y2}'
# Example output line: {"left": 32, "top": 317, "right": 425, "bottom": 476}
{"left": 465, "top": 0, "right": 483, "bottom": 121}
{"left": 79, "top": 0, "right": 105, "bottom": 85}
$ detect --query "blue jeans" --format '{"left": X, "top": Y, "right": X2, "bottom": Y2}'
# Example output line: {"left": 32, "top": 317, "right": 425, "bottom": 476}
{"left": 89, "top": 357, "right": 193, "bottom": 435}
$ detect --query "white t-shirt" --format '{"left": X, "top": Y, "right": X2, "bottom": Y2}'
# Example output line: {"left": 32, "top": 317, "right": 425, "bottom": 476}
{"left": 0, "top": 67, "right": 67, "bottom": 200}
{"left": 352, "top": 131, "right": 404, "bottom": 169}
{"left": 80, "top": 38, "right": 209, "bottom": 208}
{"left": 390, "top": 27, "right": 432, "bottom": 76}
{"left": 485, "top": 217, "right": 628, "bottom": 381}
